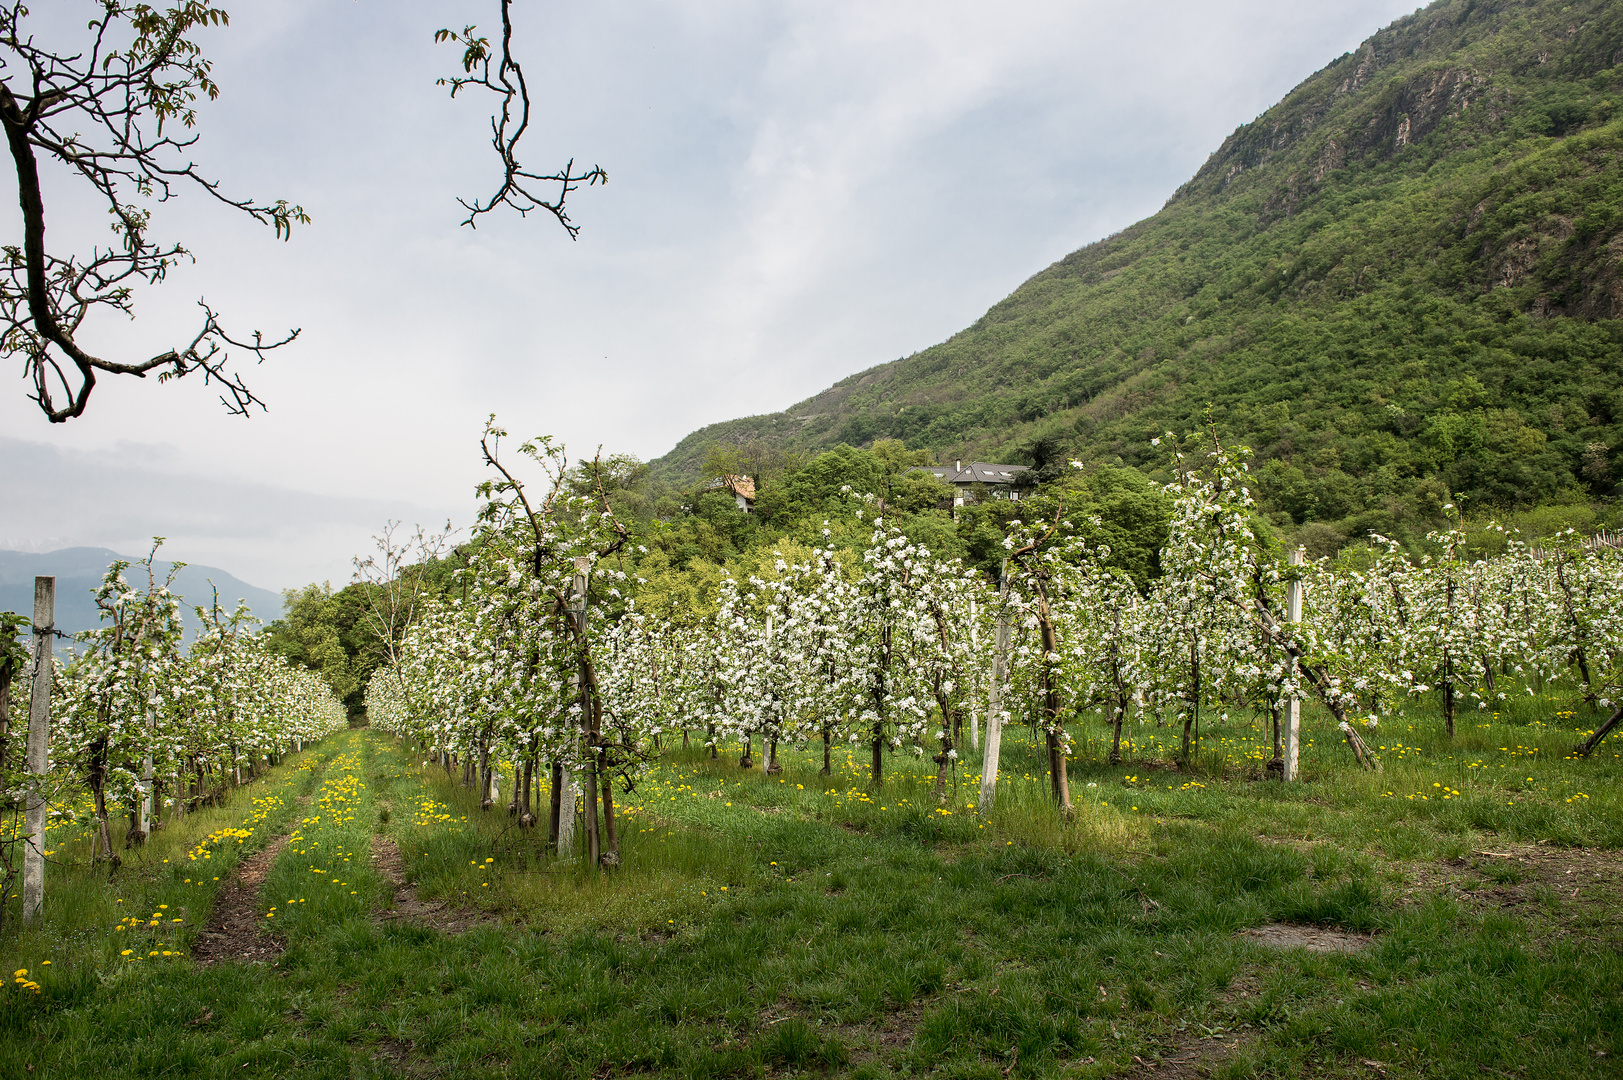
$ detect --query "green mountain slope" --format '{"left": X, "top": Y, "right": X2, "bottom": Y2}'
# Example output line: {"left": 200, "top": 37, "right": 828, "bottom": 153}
{"left": 654, "top": 0, "right": 1623, "bottom": 541}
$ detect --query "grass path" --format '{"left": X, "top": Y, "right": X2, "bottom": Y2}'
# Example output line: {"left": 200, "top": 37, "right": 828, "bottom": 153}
{"left": 0, "top": 711, "right": 1617, "bottom": 1078}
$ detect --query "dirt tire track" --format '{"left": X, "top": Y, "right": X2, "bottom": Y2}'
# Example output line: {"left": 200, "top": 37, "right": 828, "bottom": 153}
{"left": 191, "top": 833, "right": 292, "bottom": 964}
{"left": 371, "top": 832, "right": 493, "bottom": 934}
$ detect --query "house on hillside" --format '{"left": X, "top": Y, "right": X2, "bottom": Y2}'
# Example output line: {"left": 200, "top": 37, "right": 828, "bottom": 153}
{"left": 706, "top": 474, "right": 757, "bottom": 512}
{"left": 922, "top": 461, "right": 1031, "bottom": 507}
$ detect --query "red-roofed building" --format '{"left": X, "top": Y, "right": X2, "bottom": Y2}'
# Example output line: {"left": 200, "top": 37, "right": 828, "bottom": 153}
{"left": 706, "top": 474, "right": 757, "bottom": 512}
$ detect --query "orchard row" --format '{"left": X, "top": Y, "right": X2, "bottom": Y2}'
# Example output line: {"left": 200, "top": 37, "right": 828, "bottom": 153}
{"left": 366, "top": 428, "right": 1623, "bottom": 867}
{"left": 8, "top": 548, "right": 348, "bottom": 864}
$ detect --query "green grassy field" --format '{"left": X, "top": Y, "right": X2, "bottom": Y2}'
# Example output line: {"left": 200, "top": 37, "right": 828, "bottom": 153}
{"left": 0, "top": 700, "right": 1618, "bottom": 1079}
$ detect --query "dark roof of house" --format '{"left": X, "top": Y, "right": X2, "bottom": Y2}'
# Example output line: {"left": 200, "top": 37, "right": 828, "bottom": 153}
{"left": 922, "top": 462, "right": 1031, "bottom": 485}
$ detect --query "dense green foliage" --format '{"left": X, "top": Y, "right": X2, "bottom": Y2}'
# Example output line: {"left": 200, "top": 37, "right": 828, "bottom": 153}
{"left": 656, "top": 0, "right": 1623, "bottom": 553}
{"left": 262, "top": 553, "right": 472, "bottom": 715}
{"left": 594, "top": 441, "right": 1173, "bottom": 620}
{"left": 260, "top": 584, "right": 376, "bottom": 715}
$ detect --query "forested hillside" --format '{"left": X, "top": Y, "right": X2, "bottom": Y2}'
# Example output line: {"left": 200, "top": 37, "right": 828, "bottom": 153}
{"left": 655, "top": 0, "right": 1623, "bottom": 549}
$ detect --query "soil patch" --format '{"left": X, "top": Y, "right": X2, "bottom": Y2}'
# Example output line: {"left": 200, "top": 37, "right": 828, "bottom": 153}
{"left": 1239, "top": 923, "right": 1373, "bottom": 953}
{"left": 1128, "top": 1032, "right": 1245, "bottom": 1078}
{"left": 761, "top": 997, "right": 926, "bottom": 1067}
{"left": 1398, "top": 842, "right": 1623, "bottom": 942}
{"left": 369, "top": 1035, "right": 428, "bottom": 1076}
{"left": 192, "top": 834, "right": 291, "bottom": 964}
{"left": 830, "top": 1001, "right": 928, "bottom": 1065}
{"left": 371, "top": 833, "right": 493, "bottom": 934}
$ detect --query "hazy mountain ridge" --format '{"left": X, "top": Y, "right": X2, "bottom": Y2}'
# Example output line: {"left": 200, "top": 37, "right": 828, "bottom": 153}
{"left": 652, "top": 0, "right": 1623, "bottom": 542}
{"left": 0, "top": 548, "right": 285, "bottom": 638}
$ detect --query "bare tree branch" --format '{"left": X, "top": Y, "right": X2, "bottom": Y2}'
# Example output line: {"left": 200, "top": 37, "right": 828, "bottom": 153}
{"left": 352, "top": 520, "right": 457, "bottom": 676}
{"left": 434, "top": 1, "right": 606, "bottom": 234}
{"left": 0, "top": 1, "right": 305, "bottom": 423}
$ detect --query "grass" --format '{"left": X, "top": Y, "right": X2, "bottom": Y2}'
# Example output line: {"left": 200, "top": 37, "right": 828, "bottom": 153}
{"left": 0, "top": 696, "right": 1617, "bottom": 1079}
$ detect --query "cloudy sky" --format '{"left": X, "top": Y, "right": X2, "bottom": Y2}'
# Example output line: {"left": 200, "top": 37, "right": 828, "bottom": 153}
{"left": 1, "top": 0, "right": 1416, "bottom": 592}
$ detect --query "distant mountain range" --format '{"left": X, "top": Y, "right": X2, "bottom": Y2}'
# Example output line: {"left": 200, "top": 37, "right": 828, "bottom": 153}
{"left": 652, "top": 0, "right": 1623, "bottom": 545}
{"left": 0, "top": 548, "right": 284, "bottom": 638}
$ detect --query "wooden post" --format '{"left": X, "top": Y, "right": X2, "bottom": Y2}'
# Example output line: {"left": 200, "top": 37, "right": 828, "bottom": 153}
{"left": 764, "top": 612, "right": 781, "bottom": 775}
{"left": 969, "top": 601, "right": 980, "bottom": 751}
{"left": 977, "top": 562, "right": 1010, "bottom": 813}
{"left": 135, "top": 690, "right": 156, "bottom": 842}
{"left": 1283, "top": 548, "right": 1304, "bottom": 782}
{"left": 23, "top": 577, "right": 53, "bottom": 924}
{"left": 572, "top": 557, "right": 598, "bottom": 869}
{"left": 551, "top": 760, "right": 577, "bottom": 857}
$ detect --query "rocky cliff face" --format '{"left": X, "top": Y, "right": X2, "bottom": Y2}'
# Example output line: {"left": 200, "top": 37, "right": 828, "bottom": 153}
{"left": 1181, "top": 0, "right": 1621, "bottom": 207}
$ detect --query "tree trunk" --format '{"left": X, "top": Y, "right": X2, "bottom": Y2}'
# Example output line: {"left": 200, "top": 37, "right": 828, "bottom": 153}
{"left": 1107, "top": 635, "right": 1128, "bottom": 766}
{"left": 584, "top": 752, "right": 599, "bottom": 869}
{"left": 0, "top": 653, "right": 11, "bottom": 778}
{"left": 739, "top": 736, "right": 754, "bottom": 769}
{"left": 1574, "top": 646, "right": 1595, "bottom": 704}
{"left": 478, "top": 739, "right": 493, "bottom": 811}
{"left": 1573, "top": 703, "right": 1623, "bottom": 758}
{"left": 1047, "top": 731, "right": 1072, "bottom": 815}
{"left": 1442, "top": 660, "right": 1455, "bottom": 739}
{"left": 597, "top": 744, "right": 620, "bottom": 869}
{"left": 1341, "top": 723, "right": 1382, "bottom": 772}
{"left": 1181, "top": 645, "right": 1200, "bottom": 764}
{"left": 821, "top": 725, "right": 831, "bottom": 777}
{"left": 548, "top": 760, "right": 564, "bottom": 850}
{"left": 1110, "top": 700, "right": 1125, "bottom": 766}
{"left": 89, "top": 741, "right": 117, "bottom": 866}
{"left": 520, "top": 754, "right": 534, "bottom": 827}
{"left": 932, "top": 687, "right": 955, "bottom": 804}
{"left": 765, "top": 739, "right": 781, "bottom": 775}
{"left": 1267, "top": 701, "right": 1284, "bottom": 777}
{"left": 1036, "top": 591, "right": 1071, "bottom": 815}
{"left": 871, "top": 623, "right": 890, "bottom": 790}
{"left": 870, "top": 723, "right": 883, "bottom": 790}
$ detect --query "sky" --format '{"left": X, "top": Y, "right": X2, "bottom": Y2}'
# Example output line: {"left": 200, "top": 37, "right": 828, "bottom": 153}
{"left": 0, "top": 0, "right": 1419, "bottom": 593}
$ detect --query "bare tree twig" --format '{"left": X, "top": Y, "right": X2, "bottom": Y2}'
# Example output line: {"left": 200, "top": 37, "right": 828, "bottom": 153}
{"left": 434, "top": 1, "right": 606, "bottom": 233}
{"left": 0, "top": 3, "right": 305, "bottom": 422}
